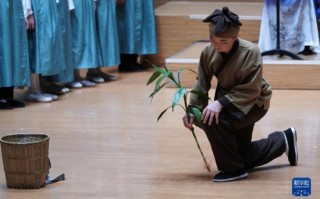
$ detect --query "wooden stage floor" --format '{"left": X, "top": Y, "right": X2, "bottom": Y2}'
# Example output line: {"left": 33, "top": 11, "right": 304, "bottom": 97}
{"left": 0, "top": 70, "right": 319, "bottom": 198}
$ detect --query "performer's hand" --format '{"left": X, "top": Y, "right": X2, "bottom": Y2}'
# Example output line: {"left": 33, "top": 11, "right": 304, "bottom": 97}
{"left": 26, "top": 14, "right": 35, "bottom": 30}
{"left": 202, "top": 100, "right": 223, "bottom": 125}
{"left": 183, "top": 114, "right": 195, "bottom": 131}
{"left": 116, "top": 0, "right": 125, "bottom": 6}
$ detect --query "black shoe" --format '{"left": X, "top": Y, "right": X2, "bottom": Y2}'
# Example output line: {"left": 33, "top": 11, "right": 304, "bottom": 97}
{"left": 135, "top": 63, "right": 149, "bottom": 71}
{"left": 284, "top": 127, "right": 298, "bottom": 166}
{"left": 213, "top": 170, "right": 248, "bottom": 182}
{"left": 7, "top": 99, "right": 25, "bottom": 108}
{"left": 86, "top": 74, "right": 105, "bottom": 83}
{"left": 0, "top": 99, "right": 13, "bottom": 110}
{"left": 95, "top": 72, "right": 117, "bottom": 81}
{"left": 42, "top": 83, "right": 70, "bottom": 95}
{"left": 118, "top": 64, "right": 141, "bottom": 73}
{"left": 298, "top": 46, "right": 315, "bottom": 55}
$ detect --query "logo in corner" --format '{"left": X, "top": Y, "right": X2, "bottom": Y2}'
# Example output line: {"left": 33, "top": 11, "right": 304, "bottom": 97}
{"left": 292, "top": 177, "right": 311, "bottom": 197}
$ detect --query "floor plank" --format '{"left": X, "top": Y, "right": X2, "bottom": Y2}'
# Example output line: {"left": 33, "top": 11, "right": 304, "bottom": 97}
{"left": 0, "top": 71, "right": 319, "bottom": 199}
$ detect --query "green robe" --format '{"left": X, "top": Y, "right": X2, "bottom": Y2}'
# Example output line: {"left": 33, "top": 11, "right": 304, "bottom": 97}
{"left": 190, "top": 39, "right": 272, "bottom": 121}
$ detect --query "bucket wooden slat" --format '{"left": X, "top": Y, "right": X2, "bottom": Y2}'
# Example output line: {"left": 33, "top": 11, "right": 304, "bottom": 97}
{"left": 0, "top": 134, "right": 50, "bottom": 189}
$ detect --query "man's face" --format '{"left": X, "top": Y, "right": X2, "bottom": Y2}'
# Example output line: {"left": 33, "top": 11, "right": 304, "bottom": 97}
{"left": 210, "top": 35, "right": 236, "bottom": 53}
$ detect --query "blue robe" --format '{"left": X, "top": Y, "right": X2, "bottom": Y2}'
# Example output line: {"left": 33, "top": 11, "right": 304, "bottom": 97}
{"left": 117, "top": 0, "right": 158, "bottom": 55}
{"left": 96, "top": 0, "right": 120, "bottom": 67}
{"left": 71, "top": 0, "right": 101, "bottom": 69}
{"left": 0, "top": 0, "right": 30, "bottom": 87}
{"left": 28, "top": 0, "right": 65, "bottom": 75}
{"left": 53, "top": 0, "right": 74, "bottom": 83}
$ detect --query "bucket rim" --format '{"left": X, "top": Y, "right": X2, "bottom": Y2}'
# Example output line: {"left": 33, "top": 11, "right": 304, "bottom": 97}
{"left": 0, "top": 133, "right": 49, "bottom": 145}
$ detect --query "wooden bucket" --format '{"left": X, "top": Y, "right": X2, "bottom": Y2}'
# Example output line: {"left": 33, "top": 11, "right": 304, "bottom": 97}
{"left": 0, "top": 134, "right": 50, "bottom": 189}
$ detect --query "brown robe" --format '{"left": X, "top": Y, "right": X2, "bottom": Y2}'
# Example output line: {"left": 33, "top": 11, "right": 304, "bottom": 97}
{"left": 189, "top": 39, "right": 272, "bottom": 121}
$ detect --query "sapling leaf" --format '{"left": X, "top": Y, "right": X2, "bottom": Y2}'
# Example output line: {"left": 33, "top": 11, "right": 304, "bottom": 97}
{"left": 154, "top": 71, "right": 171, "bottom": 93}
{"left": 191, "top": 107, "right": 202, "bottom": 127}
{"left": 177, "top": 69, "right": 183, "bottom": 86}
{"left": 154, "top": 64, "right": 168, "bottom": 74}
{"left": 187, "top": 68, "right": 198, "bottom": 74}
{"left": 149, "top": 82, "right": 168, "bottom": 100}
{"left": 147, "top": 70, "right": 162, "bottom": 85}
{"left": 163, "top": 64, "right": 170, "bottom": 72}
{"left": 157, "top": 105, "right": 172, "bottom": 121}
{"left": 146, "top": 63, "right": 211, "bottom": 173}
{"left": 144, "top": 59, "right": 164, "bottom": 72}
{"left": 172, "top": 87, "right": 187, "bottom": 110}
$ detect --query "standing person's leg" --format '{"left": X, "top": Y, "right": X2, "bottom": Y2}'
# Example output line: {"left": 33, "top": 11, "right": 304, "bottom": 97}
{"left": 86, "top": 68, "right": 105, "bottom": 83}
{"left": 40, "top": 75, "right": 70, "bottom": 95}
{"left": 27, "top": 0, "right": 65, "bottom": 100}
{"left": 0, "top": 87, "right": 13, "bottom": 109}
{"left": 94, "top": 67, "right": 117, "bottom": 81}
{"left": 0, "top": 86, "right": 25, "bottom": 108}
{"left": 68, "top": 0, "right": 100, "bottom": 87}
{"left": 91, "top": 0, "right": 119, "bottom": 81}
{"left": 117, "top": 0, "right": 156, "bottom": 72}
{"left": 50, "top": 0, "right": 80, "bottom": 90}
{"left": 0, "top": 0, "right": 29, "bottom": 109}
{"left": 118, "top": 54, "right": 141, "bottom": 72}
{"left": 73, "top": 69, "right": 96, "bottom": 87}
{"left": 27, "top": 74, "right": 56, "bottom": 102}
{"left": 1, "top": 87, "right": 14, "bottom": 100}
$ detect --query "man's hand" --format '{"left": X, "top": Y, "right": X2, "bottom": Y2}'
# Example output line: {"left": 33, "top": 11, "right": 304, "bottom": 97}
{"left": 26, "top": 14, "right": 35, "bottom": 30}
{"left": 202, "top": 100, "right": 223, "bottom": 125}
{"left": 183, "top": 114, "right": 195, "bottom": 130}
{"left": 116, "top": 0, "right": 125, "bottom": 6}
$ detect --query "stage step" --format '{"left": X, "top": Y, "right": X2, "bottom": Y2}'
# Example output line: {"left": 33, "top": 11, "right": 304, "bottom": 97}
{"left": 147, "top": 1, "right": 263, "bottom": 66}
{"left": 165, "top": 41, "right": 320, "bottom": 89}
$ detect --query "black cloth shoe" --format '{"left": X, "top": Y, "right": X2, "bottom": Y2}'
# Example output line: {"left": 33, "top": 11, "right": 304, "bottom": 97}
{"left": 95, "top": 72, "right": 117, "bottom": 81}
{"left": 7, "top": 99, "right": 25, "bottom": 108}
{"left": 42, "top": 83, "right": 70, "bottom": 95}
{"left": 213, "top": 170, "right": 248, "bottom": 182}
{"left": 284, "top": 127, "right": 298, "bottom": 166}
{"left": 136, "top": 63, "right": 149, "bottom": 71}
{"left": 298, "top": 46, "right": 315, "bottom": 55}
{"left": 118, "top": 64, "right": 141, "bottom": 73}
{"left": 0, "top": 99, "right": 13, "bottom": 110}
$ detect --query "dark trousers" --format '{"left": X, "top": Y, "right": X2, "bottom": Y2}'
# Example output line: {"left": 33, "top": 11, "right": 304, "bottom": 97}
{"left": 203, "top": 105, "right": 286, "bottom": 173}
{"left": 120, "top": 54, "right": 138, "bottom": 66}
{"left": 0, "top": 87, "right": 14, "bottom": 99}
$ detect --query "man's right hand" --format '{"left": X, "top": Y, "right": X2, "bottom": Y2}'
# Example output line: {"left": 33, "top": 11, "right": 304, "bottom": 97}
{"left": 26, "top": 14, "right": 35, "bottom": 30}
{"left": 183, "top": 114, "right": 195, "bottom": 131}
{"left": 116, "top": 0, "right": 125, "bottom": 6}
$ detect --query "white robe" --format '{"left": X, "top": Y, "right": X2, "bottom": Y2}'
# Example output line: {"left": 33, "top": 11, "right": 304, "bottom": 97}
{"left": 259, "top": 0, "right": 320, "bottom": 54}
{"left": 22, "top": 0, "right": 32, "bottom": 18}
